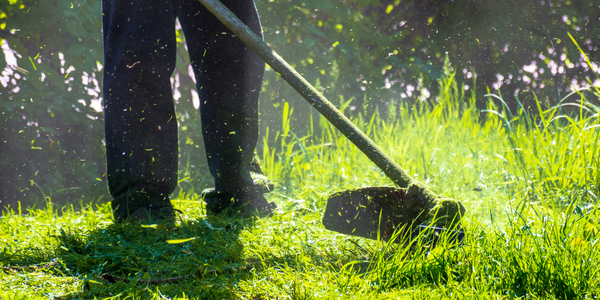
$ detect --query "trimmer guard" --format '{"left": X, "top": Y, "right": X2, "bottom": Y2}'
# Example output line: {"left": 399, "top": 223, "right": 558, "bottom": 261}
{"left": 322, "top": 186, "right": 465, "bottom": 243}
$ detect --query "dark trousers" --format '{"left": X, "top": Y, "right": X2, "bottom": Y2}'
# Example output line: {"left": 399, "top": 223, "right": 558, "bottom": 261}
{"left": 102, "top": 0, "right": 265, "bottom": 209}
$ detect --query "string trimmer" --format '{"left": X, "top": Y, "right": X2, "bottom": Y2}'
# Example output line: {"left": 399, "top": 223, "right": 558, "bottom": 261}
{"left": 197, "top": 0, "right": 466, "bottom": 242}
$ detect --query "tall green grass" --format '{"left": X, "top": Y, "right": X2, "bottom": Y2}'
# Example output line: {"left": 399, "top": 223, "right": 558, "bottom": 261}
{"left": 262, "top": 61, "right": 600, "bottom": 224}
{"left": 2, "top": 65, "right": 600, "bottom": 298}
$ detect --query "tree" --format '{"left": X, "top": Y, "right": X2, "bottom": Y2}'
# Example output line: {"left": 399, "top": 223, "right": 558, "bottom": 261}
{"left": 257, "top": 0, "right": 600, "bottom": 111}
{"left": 1, "top": 0, "right": 105, "bottom": 206}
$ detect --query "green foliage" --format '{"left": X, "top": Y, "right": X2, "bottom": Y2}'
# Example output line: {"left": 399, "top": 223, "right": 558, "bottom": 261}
{"left": 2, "top": 69, "right": 600, "bottom": 298}
{"left": 3, "top": 2, "right": 600, "bottom": 297}
{"left": 256, "top": 0, "right": 600, "bottom": 111}
{"left": 2, "top": 0, "right": 599, "bottom": 207}
{"left": 1, "top": 0, "right": 106, "bottom": 206}
{"left": 261, "top": 61, "right": 600, "bottom": 221}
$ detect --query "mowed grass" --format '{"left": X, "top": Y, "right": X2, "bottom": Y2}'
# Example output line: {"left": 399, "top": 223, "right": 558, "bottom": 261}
{"left": 2, "top": 69, "right": 600, "bottom": 299}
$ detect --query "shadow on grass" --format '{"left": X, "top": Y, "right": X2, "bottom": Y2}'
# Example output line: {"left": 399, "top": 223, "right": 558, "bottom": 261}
{"left": 54, "top": 214, "right": 261, "bottom": 299}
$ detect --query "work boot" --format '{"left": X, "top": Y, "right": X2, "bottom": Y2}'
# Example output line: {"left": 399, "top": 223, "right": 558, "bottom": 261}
{"left": 202, "top": 157, "right": 276, "bottom": 217}
{"left": 248, "top": 156, "right": 275, "bottom": 194}
{"left": 112, "top": 188, "right": 177, "bottom": 223}
{"left": 125, "top": 204, "right": 179, "bottom": 224}
{"left": 203, "top": 190, "right": 276, "bottom": 217}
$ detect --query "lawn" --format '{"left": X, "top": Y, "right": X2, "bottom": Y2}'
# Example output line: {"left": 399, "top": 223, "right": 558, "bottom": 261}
{"left": 2, "top": 68, "right": 600, "bottom": 299}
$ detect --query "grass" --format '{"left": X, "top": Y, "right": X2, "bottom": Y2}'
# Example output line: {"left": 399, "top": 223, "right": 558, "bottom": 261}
{"left": 2, "top": 66, "right": 600, "bottom": 299}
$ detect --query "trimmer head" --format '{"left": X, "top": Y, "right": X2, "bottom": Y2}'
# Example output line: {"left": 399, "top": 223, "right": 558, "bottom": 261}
{"left": 322, "top": 186, "right": 465, "bottom": 243}
{"left": 323, "top": 187, "right": 418, "bottom": 240}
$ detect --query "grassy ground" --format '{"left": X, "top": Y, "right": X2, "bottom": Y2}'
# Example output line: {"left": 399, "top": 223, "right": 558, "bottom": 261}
{"left": 2, "top": 69, "right": 600, "bottom": 299}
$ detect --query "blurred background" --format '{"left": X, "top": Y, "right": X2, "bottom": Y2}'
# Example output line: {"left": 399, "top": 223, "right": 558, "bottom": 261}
{"left": 1, "top": 0, "right": 599, "bottom": 209}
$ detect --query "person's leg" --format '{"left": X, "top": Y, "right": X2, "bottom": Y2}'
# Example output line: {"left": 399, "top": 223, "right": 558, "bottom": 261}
{"left": 178, "top": 0, "right": 274, "bottom": 214}
{"left": 102, "top": 0, "right": 179, "bottom": 221}
{"left": 178, "top": 0, "right": 263, "bottom": 193}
